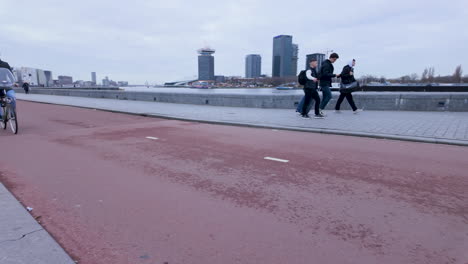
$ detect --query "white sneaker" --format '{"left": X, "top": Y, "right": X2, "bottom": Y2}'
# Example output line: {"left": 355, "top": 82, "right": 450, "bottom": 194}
{"left": 319, "top": 110, "right": 327, "bottom": 116}
{"left": 353, "top": 109, "right": 363, "bottom": 114}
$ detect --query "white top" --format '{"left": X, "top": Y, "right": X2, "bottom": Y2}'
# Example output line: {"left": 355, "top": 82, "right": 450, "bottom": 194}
{"left": 306, "top": 69, "right": 318, "bottom": 81}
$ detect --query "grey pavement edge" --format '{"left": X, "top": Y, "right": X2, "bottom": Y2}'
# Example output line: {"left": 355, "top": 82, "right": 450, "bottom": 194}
{"left": 16, "top": 94, "right": 468, "bottom": 147}
{"left": 0, "top": 183, "right": 75, "bottom": 264}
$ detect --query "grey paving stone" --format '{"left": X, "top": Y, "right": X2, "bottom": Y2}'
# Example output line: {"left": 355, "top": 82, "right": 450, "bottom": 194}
{"left": 0, "top": 184, "right": 75, "bottom": 264}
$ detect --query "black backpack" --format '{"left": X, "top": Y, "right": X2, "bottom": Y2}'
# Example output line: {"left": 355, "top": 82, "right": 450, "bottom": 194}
{"left": 298, "top": 70, "right": 307, "bottom": 85}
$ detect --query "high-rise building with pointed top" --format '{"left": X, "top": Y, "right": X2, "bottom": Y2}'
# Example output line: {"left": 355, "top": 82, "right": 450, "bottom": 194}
{"left": 198, "top": 47, "right": 216, "bottom": 81}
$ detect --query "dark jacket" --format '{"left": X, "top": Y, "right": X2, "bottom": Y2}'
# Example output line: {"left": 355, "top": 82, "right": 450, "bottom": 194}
{"left": 305, "top": 67, "right": 319, "bottom": 89}
{"left": 22, "top": 82, "right": 30, "bottom": 90}
{"left": 319, "top": 59, "right": 336, "bottom": 87}
{"left": 340, "top": 65, "right": 356, "bottom": 84}
{"left": 0, "top": 60, "right": 12, "bottom": 72}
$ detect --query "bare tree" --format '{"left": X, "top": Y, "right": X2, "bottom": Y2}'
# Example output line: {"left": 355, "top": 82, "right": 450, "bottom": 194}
{"left": 410, "top": 73, "right": 419, "bottom": 82}
{"left": 428, "top": 67, "right": 435, "bottom": 83}
{"left": 453, "top": 65, "right": 463, "bottom": 83}
{"left": 358, "top": 75, "right": 380, "bottom": 85}
{"left": 400, "top": 75, "right": 411, "bottom": 83}
{"left": 421, "top": 68, "right": 428, "bottom": 82}
{"left": 462, "top": 75, "right": 468, "bottom": 83}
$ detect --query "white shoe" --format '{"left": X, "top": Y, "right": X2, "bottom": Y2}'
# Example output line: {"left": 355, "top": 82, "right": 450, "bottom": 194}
{"left": 353, "top": 109, "right": 363, "bottom": 114}
{"left": 319, "top": 110, "right": 327, "bottom": 116}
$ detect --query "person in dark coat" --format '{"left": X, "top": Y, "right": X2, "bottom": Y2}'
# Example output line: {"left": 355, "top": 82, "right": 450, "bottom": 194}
{"left": 335, "top": 59, "right": 362, "bottom": 113}
{"left": 300, "top": 59, "right": 324, "bottom": 119}
{"left": 22, "top": 82, "right": 30, "bottom": 94}
{"left": 319, "top": 53, "right": 340, "bottom": 115}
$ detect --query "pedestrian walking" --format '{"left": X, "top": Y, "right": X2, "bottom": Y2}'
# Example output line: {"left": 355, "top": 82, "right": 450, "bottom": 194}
{"left": 300, "top": 59, "right": 324, "bottom": 119}
{"left": 22, "top": 82, "right": 30, "bottom": 94}
{"left": 319, "top": 53, "right": 340, "bottom": 115}
{"left": 335, "top": 59, "right": 362, "bottom": 113}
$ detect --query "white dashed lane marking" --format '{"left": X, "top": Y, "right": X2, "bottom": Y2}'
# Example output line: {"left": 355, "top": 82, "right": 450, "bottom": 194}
{"left": 264, "top": 157, "right": 289, "bottom": 163}
{"left": 146, "top": 137, "right": 159, "bottom": 140}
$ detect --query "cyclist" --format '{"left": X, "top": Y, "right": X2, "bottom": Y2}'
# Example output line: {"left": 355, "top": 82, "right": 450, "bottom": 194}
{"left": 0, "top": 57, "right": 16, "bottom": 120}
{"left": 0, "top": 57, "right": 12, "bottom": 72}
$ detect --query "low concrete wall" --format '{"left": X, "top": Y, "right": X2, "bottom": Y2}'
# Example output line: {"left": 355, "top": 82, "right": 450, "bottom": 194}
{"left": 14, "top": 89, "right": 468, "bottom": 111}
{"left": 29, "top": 87, "right": 120, "bottom": 90}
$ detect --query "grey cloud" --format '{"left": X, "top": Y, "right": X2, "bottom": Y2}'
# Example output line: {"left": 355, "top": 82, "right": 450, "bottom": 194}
{"left": 0, "top": 0, "right": 467, "bottom": 83}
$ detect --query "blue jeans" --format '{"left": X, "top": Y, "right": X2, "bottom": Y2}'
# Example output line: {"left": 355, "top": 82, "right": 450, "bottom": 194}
{"left": 319, "top": 85, "right": 332, "bottom": 110}
{"left": 0, "top": 90, "right": 16, "bottom": 117}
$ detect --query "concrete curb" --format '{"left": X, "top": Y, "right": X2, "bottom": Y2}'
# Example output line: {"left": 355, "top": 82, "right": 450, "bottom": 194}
{"left": 17, "top": 98, "right": 468, "bottom": 147}
{"left": 0, "top": 183, "right": 75, "bottom": 264}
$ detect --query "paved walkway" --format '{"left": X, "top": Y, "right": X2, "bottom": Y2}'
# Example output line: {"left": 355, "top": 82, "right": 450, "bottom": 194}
{"left": 0, "top": 183, "right": 74, "bottom": 264}
{"left": 17, "top": 94, "right": 468, "bottom": 146}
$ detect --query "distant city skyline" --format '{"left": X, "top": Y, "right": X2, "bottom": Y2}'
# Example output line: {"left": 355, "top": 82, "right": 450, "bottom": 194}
{"left": 1, "top": 0, "right": 466, "bottom": 83}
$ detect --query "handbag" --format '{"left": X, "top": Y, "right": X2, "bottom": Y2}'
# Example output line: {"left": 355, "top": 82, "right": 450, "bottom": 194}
{"left": 340, "top": 81, "right": 359, "bottom": 93}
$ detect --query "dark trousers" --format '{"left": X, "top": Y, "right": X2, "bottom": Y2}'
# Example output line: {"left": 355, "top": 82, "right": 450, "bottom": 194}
{"left": 302, "top": 88, "right": 321, "bottom": 115}
{"left": 335, "top": 92, "right": 357, "bottom": 111}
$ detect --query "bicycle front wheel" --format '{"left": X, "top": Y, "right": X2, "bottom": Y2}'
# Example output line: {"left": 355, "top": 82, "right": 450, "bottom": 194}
{"left": 8, "top": 108, "right": 18, "bottom": 134}
{"left": 1, "top": 107, "right": 6, "bottom": 130}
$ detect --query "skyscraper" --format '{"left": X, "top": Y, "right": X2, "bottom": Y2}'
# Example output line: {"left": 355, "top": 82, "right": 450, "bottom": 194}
{"left": 245, "top": 54, "right": 262, "bottom": 78}
{"left": 272, "top": 35, "right": 295, "bottom": 77}
{"left": 36, "top": 69, "right": 47, "bottom": 86}
{"left": 102, "top": 76, "right": 110, "bottom": 86}
{"left": 198, "top": 47, "right": 215, "bottom": 81}
{"left": 305, "top": 53, "right": 326, "bottom": 71}
{"left": 291, "top": 44, "right": 299, "bottom": 76}
{"left": 44, "top": 71, "right": 53, "bottom": 87}
{"left": 91, "top": 72, "right": 97, "bottom": 85}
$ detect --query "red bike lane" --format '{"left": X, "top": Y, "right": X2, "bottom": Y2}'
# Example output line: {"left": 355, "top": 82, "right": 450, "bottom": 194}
{"left": 1, "top": 100, "right": 467, "bottom": 264}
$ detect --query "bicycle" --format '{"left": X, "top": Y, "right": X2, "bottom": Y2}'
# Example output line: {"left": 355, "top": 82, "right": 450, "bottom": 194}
{"left": 0, "top": 90, "right": 18, "bottom": 134}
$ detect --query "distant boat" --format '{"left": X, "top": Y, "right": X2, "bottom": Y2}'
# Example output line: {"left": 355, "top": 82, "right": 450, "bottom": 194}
{"left": 276, "top": 86, "right": 294, "bottom": 90}
{"left": 190, "top": 81, "right": 211, "bottom": 89}
{"left": 190, "top": 85, "right": 210, "bottom": 89}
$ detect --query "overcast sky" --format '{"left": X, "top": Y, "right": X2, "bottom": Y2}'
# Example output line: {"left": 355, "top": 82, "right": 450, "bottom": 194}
{"left": 0, "top": 0, "right": 466, "bottom": 84}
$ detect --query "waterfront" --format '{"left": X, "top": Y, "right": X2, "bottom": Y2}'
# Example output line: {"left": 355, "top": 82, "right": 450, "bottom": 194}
{"left": 122, "top": 86, "right": 304, "bottom": 95}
